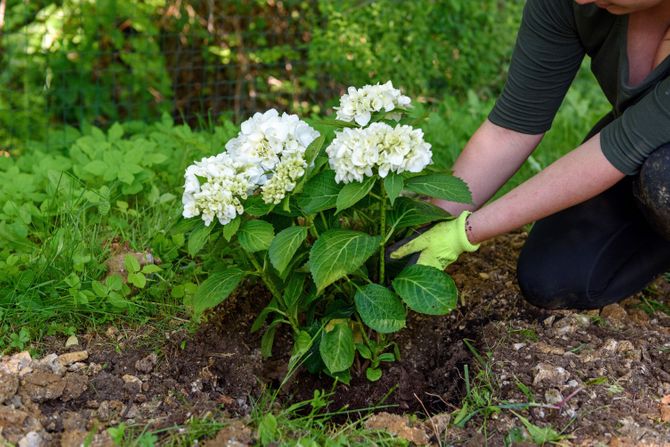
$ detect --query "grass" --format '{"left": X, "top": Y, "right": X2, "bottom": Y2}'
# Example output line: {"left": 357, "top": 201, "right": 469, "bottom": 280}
{"left": 102, "top": 385, "right": 409, "bottom": 446}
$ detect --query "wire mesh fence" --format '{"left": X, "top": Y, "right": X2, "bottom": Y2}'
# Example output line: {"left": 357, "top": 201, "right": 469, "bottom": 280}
{"left": 0, "top": 0, "right": 340, "bottom": 151}
{"left": 0, "top": 0, "right": 523, "bottom": 152}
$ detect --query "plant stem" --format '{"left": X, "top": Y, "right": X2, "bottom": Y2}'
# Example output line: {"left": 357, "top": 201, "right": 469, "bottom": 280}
{"left": 379, "top": 189, "right": 387, "bottom": 284}
{"left": 306, "top": 215, "right": 319, "bottom": 239}
{"left": 244, "top": 250, "right": 283, "bottom": 302}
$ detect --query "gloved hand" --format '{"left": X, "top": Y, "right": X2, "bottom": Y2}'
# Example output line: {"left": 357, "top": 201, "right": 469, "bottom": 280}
{"left": 389, "top": 211, "right": 480, "bottom": 270}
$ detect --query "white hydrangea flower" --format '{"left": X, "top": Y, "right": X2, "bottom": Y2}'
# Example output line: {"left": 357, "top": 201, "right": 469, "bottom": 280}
{"left": 261, "top": 155, "right": 308, "bottom": 204}
{"left": 335, "top": 81, "right": 411, "bottom": 127}
{"left": 326, "top": 123, "right": 432, "bottom": 184}
{"left": 226, "top": 109, "right": 319, "bottom": 172}
{"left": 182, "top": 153, "right": 259, "bottom": 226}
{"left": 325, "top": 127, "right": 379, "bottom": 183}
{"left": 183, "top": 109, "right": 319, "bottom": 222}
{"left": 377, "top": 124, "right": 432, "bottom": 177}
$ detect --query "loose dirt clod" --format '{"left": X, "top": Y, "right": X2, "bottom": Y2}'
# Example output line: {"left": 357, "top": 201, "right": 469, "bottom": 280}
{"left": 134, "top": 352, "right": 158, "bottom": 373}
{"left": 365, "top": 412, "right": 430, "bottom": 445}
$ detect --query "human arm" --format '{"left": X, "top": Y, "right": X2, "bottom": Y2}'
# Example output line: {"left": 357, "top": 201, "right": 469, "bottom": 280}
{"left": 432, "top": 119, "right": 544, "bottom": 216}
{"left": 392, "top": 129, "right": 625, "bottom": 267}
{"left": 466, "top": 132, "right": 625, "bottom": 243}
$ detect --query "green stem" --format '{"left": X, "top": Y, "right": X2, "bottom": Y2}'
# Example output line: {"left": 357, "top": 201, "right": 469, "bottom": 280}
{"left": 244, "top": 250, "right": 283, "bottom": 302}
{"left": 306, "top": 215, "right": 319, "bottom": 239}
{"left": 379, "top": 189, "right": 387, "bottom": 284}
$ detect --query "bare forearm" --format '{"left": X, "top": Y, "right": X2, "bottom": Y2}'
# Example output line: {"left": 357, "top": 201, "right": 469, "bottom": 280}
{"left": 467, "top": 134, "right": 626, "bottom": 244}
{"left": 433, "top": 119, "right": 543, "bottom": 214}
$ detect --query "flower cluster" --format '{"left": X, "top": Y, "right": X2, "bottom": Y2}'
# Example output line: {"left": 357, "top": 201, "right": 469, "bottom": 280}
{"left": 326, "top": 123, "right": 432, "bottom": 184}
{"left": 182, "top": 109, "right": 319, "bottom": 225}
{"left": 329, "top": 83, "right": 430, "bottom": 184}
{"left": 334, "top": 81, "right": 411, "bottom": 127}
{"left": 182, "top": 153, "right": 260, "bottom": 226}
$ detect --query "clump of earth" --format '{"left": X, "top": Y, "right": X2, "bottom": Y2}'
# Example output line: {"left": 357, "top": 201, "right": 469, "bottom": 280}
{"left": 1, "top": 232, "right": 669, "bottom": 446}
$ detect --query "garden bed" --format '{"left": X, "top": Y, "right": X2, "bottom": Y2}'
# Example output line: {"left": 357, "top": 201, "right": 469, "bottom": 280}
{"left": 1, "top": 232, "right": 669, "bottom": 446}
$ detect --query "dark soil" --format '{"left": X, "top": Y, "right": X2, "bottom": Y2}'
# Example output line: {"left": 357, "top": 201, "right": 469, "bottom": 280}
{"left": 2, "top": 232, "right": 670, "bottom": 446}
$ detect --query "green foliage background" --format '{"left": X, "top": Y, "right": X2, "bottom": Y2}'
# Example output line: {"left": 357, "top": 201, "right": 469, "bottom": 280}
{"left": 1, "top": 0, "right": 526, "bottom": 149}
{"left": 0, "top": 0, "right": 610, "bottom": 348}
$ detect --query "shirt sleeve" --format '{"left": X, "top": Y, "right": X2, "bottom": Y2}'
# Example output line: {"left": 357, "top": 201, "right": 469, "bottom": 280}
{"left": 488, "top": 0, "right": 585, "bottom": 134}
{"left": 600, "top": 76, "right": 670, "bottom": 175}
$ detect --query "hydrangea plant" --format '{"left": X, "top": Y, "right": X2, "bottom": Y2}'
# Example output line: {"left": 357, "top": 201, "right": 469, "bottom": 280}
{"left": 182, "top": 82, "right": 471, "bottom": 382}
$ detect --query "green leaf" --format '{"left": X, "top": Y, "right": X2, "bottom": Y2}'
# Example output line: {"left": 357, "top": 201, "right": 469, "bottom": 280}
{"left": 258, "top": 413, "right": 278, "bottom": 446}
{"left": 329, "top": 369, "right": 351, "bottom": 385}
{"left": 269, "top": 226, "right": 308, "bottom": 275}
{"left": 251, "top": 298, "right": 280, "bottom": 333}
{"left": 392, "top": 265, "right": 457, "bottom": 315}
{"left": 107, "top": 292, "right": 130, "bottom": 309}
{"left": 309, "top": 230, "right": 380, "bottom": 293}
{"left": 283, "top": 273, "right": 306, "bottom": 313}
{"left": 146, "top": 153, "right": 168, "bottom": 165}
{"left": 91, "top": 281, "right": 108, "bottom": 298}
{"left": 84, "top": 160, "right": 108, "bottom": 176}
{"left": 245, "top": 196, "right": 274, "bottom": 216}
{"left": 106, "top": 274, "right": 123, "bottom": 291}
{"left": 404, "top": 173, "right": 472, "bottom": 203}
{"left": 312, "top": 117, "right": 358, "bottom": 128}
{"left": 188, "top": 224, "right": 213, "bottom": 257}
{"left": 128, "top": 272, "right": 147, "bottom": 289}
{"left": 383, "top": 173, "right": 404, "bottom": 206}
{"left": 304, "top": 134, "right": 326, "bottom": 165}
{"left": 354, "top": 284, "right": 406, "bottom": 333}
{"left": 238, "top": 220, "right": 275, "bottom": 253}
{"left": 141, "top": 264, "right": 161, "bottom": 274}
{"left": 124, "top": 255, "right": 141, "bottom": 273}
{"left": 379, "top": 352, "right": 395, "bottom": 362}
{"left": 261, "top": 323, "right": 279, "bottom": 358}
{"left": 192, "top": 268, "right": 245, "bottom": 316}
{"left": 366, "top": 367, "right": 382, "bottom": 382}
{"left": 512, "top": 412, "right": 565, "bottom": 445}
{"left": 319, "top": 321, "right": 355, "bottom": 373}
{"left": 356, "top": 344, "right": 372, "bottom": 360}
{"left": 222, "top": 217, "right": 241, "bottom": 242}
{"left": 108, "top": 123, "right": 124, "bottom": 142}
{"left": 297, "top": 170, "right": 342, "bottom": 213}
{"left": 335, "top": 177, "right": 376, "bottom": 214}
{"left": 388, "top": 197, "right": 450, "bottom": 229}
{"left": 293, "top": 330, "right": 312, "bottom": 356}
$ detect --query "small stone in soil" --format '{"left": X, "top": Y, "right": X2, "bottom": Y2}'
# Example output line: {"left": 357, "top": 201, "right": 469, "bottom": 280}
{"left": 544, "top": 388, "right": 563, "bottom": 405}
{"left": 365, "top": 412, "right": 430, "bottom": 446}
{"left": 57, "top": 351, "right": 88, "bottom": 367}
{"left": 121, "top": 375, "right": 142, "bottom": 395}
{"left": 21, "top": 371, "right": 66, "bottom": 403}
{"left": 64, "top": 335, "right": 79, "bottom": 348}
{"left": 17, "top": 431, "right": 45, "bottom": 447}
{"left": 533, "top": 363, "right": 570, "bottom": 386}
{"left": 0, "top": 371, "right": 19, "bottom": 403}
{"left": 600, "top": 304, "right": 628, "bottom": 325}
{"left": 134, "top": 353, "right": 158, "bottom": 374}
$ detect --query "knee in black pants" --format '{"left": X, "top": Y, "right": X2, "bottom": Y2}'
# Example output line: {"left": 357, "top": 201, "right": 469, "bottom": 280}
{"left": 517, "top": 254, "right": 577, "bottom": 309}
{"left": 634, "top": 142, "right": 670, "bottom": 240}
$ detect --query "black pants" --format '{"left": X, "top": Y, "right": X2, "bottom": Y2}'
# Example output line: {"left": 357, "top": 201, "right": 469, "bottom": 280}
{"left": 517, "top": 143, "right": 670, "bottom": 310}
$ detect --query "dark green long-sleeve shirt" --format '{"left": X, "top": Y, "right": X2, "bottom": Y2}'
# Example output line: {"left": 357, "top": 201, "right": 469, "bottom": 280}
{"left": 488, "top": 0, "right": 670, "bottom": 175}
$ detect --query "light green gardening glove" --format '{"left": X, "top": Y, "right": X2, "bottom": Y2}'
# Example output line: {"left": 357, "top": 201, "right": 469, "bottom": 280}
{"left": 390, "top": 211, "right": 480, "bottom": 270}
